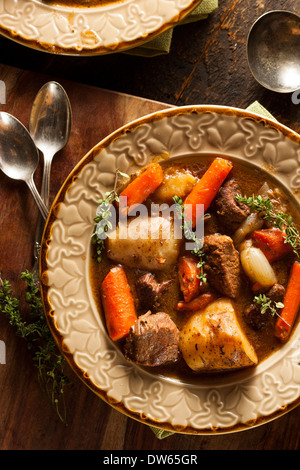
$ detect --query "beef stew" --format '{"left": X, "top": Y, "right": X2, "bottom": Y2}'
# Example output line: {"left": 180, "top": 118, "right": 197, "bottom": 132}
{"left": 89, "top": 155, "right": 300, "bottom": 379}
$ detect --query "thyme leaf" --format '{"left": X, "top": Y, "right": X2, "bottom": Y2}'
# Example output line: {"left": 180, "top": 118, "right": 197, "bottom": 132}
{"left": 91, "top": 169, "right": 127, "bottom": 263}
{"left": 253, "top": 293, "right": 285, "bottom": 320}
{"left": 173, "top": 195, "right": 207, "bottom": 283}
{"left": 0, "top": 270, "right": 71, "bottom": 424}
{"left": 235, "top": 194, "right": 300, "bottom": 256}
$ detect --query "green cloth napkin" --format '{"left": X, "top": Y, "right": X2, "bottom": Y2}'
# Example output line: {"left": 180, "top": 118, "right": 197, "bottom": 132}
{"left": 246, "top": 100, "right": 278, "bottom": 122}
{"left": 125, "top": 0, "right": 218, "bottom": 57}
{"left": 149, "top": 100, "right": 277, "bottom": 440}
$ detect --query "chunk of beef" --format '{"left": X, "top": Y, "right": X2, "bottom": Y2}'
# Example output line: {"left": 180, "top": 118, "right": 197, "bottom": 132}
{"left": 267, "top": 283, "right": 286, "bottom": 302}
{"left": 214, "top": 179, "right": 250, "bottom": 232}
{"left": 244, "top": 283, "right": 285, "bottom": 330}
{"left": 136, "top": 273, "right": 172, "bottom": 312}
{"left": 203, "top": 234, "right": 240, "bottom": 298}
{"left": 124, "top": 311, "right": 180, "bottom": 367}
{"left": 244, "top": 303, "right": 269, "bottom": 330}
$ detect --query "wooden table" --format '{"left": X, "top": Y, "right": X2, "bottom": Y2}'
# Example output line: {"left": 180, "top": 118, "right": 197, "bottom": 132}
{"left": 0, "top": 0, "right": 300, "bottom": 452}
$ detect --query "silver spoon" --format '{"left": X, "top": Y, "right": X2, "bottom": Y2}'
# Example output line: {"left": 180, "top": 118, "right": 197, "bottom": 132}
{"left": 247, "top": 10, "right": 300, "bottom": 93}
{"left": 0, "top": 112, "right": 48, "bottom": 220}
{"left": 29, "top": 81, "right": 72, "bottom": 208}
{"left": 29, "top": 81, "right": 72, "bottom": 282}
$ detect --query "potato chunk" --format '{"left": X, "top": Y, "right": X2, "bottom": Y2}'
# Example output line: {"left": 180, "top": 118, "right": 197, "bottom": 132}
{"left": 106, "top": 215, "right": 182, "bottom": 271}
{"left": 153, "top": 170, "right": 196, "bottom": 203}
{"left": 179, "top": 298, "right": 258, "bottom": 371}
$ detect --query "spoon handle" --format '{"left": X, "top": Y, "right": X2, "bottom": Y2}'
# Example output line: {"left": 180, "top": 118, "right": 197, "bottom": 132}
{"left": 41, "top": 152, "right": 53, "bottom": 208}
{"left": 26, "top": 176, "right": 49, "bottom": 220}
{"left": 31, "top": 152, "right": 53, "bottom": 284}
{"left": 33, "top": 151, "right": 53, "bottom": 257}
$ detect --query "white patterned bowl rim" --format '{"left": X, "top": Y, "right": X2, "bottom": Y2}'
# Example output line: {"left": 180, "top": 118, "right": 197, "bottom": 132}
{"left": 0, "top": 0, "right": 202, "bottom": 55}
{"left": 40, "top": 105, "right": 300, "bottom": 434}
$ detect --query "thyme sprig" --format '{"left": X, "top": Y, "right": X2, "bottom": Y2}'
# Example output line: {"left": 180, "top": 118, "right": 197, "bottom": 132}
{"left": 253, "top": 293, "right": 285, "bottom": 321}
{"left": 91, "top": 169, "right": 128, "bottom": 263}
{"left": 235, "top": 194, "right": 300, "bottom": 256}
{"left": 173, "top": 195, "right": 207, "bottom": 283}
{"left": 0, "top": 271, "right": 71, "bottom": 424}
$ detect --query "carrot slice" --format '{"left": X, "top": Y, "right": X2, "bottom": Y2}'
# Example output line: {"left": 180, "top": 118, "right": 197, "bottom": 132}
{"left": 177, "top": 292, "right": 217, "bottom": 312}
{"left": 252, "top": 228, "right": 293, "bottom": 263}
{"left": 183, "top": 157, "right": 233, "bottom": 227}
{"left": 101, "top": 266, "right": 137, "bottom": 341}
{"left": 275, "top": 261, "right": 300, "bottom": 342}
{"left": 252, "top": 282, "right": 263, "bottom": 293}
{"left": 119, "top": 162, "right": 164, "bottom": 215}
{"left": 178, "top": 255, "right": 203, "bottom": 303}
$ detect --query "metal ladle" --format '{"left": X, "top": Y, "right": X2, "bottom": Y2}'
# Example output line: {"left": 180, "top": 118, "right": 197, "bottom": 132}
{"left": 0, "top": 112, "right": 48, "bottom": 220}
{"left": 247, "top": 10, "right": 300, "bottom": 93}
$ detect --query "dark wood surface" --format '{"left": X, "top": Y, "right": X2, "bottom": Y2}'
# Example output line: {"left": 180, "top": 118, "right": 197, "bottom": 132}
{"left": 0, "top": 0, "right": 300, "bottom": 452}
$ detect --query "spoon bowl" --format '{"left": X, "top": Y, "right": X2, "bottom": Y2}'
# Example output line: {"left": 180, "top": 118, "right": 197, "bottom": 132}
{"left": 247, "top": 10, "right": 300, "bottom": 93}
{"left": 0, "top": 113, "right": 38, "bottom": 180}
{"left": 0, "top": 112, "right": 48, "bottom": 219}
